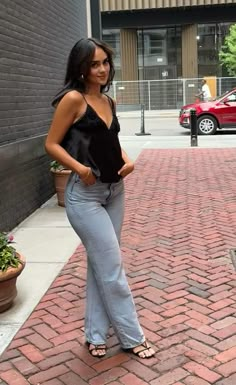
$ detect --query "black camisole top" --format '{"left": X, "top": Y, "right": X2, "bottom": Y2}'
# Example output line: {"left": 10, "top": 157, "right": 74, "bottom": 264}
{"left": 61, "top": 93, "right": 125, "bottom": 183}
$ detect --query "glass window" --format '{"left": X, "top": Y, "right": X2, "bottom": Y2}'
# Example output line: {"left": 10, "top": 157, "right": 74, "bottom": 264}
{"left": 227, "top": 92, "right": 236, "bottom": 102}
{"left": 197, "top": 22, "right": 234, "bottom": 77}
{"left": 143, "top": 29, "right": 167, "bottom": 65}
{"left": 137, "top": 27, "right": 181, "bottom": 80}
{"left": 149, "top": 33, "right": 166, "bottom": 55}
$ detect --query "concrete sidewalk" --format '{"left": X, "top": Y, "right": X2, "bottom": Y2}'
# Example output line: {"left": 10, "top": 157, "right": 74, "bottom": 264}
{"left": 117, "top": 109, "right": 179, "bottom": 119}
{"left": 1, "top": 147, "right": 236, "bottom": 385}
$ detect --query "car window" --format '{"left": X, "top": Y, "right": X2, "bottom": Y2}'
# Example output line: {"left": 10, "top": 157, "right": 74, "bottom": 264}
{"left": 226, "top": 93, "right": 236, "bottom": 102}
{"left": 214, "top": 90, "right": 230, "bottom": 101}
{"left": 214, "top": 90, "right": 236, "bottom": 102}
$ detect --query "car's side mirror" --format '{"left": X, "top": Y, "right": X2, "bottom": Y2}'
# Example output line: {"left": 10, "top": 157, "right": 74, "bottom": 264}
{"left": 223, "top": 99, "right": 230, "bottom": 104}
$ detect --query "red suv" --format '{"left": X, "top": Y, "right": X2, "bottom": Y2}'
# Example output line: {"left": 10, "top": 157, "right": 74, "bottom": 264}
{"left": 179, "top": 88, "right": 236, "bottom": 135}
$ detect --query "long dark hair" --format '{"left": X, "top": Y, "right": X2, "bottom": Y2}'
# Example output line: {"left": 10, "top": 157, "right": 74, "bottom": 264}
{"left": 52, "top": 38, "right": 115, "bottom": 107}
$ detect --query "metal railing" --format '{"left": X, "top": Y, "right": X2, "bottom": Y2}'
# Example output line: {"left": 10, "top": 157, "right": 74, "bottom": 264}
{"left": 109, "top": 77, "right": 236, "bottom": 110}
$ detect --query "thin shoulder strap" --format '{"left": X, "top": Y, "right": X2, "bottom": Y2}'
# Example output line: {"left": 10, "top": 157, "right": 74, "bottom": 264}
{"left": 106, "top": 94, "right": 116, "bottom": 114}
{"left": 81, "top": 93, "right": 88, "bottom": 104}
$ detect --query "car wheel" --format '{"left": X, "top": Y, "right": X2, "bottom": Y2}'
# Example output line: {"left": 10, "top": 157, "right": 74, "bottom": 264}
{"left": 197, "top": 115, "right": 217, "bottom": 135}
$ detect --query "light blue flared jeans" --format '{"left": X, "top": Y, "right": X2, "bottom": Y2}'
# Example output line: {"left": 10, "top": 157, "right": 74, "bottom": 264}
{"left": 65, "top": 173, "right": 144, "bottom": 348}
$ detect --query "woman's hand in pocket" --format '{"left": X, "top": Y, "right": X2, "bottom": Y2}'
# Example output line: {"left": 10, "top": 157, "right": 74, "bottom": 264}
{"left": 118, "top": 162, "right": 134, "bottom": 178}
{"left": 80, "top": 167, "right": 96, "bottom": 185}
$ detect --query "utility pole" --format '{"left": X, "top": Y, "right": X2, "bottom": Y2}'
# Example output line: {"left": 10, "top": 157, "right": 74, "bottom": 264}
{"left": 90, "top": 0, "right": 102, "bottom": 39}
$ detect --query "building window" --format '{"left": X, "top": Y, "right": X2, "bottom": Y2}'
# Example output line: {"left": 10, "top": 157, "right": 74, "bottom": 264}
{"left": 197, "top": 22, "right": 233, "bottom": 77}
{"left": 148, "top": 32, "right": 166, "bottom": 56}
{"left": 138, "top": 27, "right": 181, "bottom": 80}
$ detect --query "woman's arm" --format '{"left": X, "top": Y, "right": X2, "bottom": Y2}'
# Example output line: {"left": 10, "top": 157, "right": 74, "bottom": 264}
{"left": 111, "top": 98, "right": 135, "bottom": 178}
{"left": 45, "top": 91, "right": 92, "bottom": 181}
{"left": 121, "top": 148, "right": 132, "bottom": 164}
{"left": 118, "top": 148, "right": 134, "bottom": 178}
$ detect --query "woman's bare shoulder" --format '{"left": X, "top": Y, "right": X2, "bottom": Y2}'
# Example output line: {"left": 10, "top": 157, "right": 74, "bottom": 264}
{"left": 105, "top": 94, "right": 116, "bottom": 103}
{"left": 56, "top": 90, "right": 85, "bottom": 115}
{"left": 62, "top": 90, "right": 84, "bottom": 104}
{"left": 104, "top": 94, "right": 117, "bottom": 108}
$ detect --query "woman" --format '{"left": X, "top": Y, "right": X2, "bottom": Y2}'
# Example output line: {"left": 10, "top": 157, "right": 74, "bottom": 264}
{"left": 45, "top": 38, "right": 155, "bottom": 359}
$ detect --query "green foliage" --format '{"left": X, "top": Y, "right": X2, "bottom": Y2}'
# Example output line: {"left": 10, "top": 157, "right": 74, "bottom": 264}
{"left": 50, "top": 160, "right": 66, "bottom": 171}
{"left": 219, "top": 24, "right": 236, "bottom": 76}
{"left": 0, "top": 232, "right": 20, "bottom": 272}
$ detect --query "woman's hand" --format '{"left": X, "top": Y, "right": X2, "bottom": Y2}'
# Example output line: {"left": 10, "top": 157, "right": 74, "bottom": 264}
{"left": 80, "top": 167, "right": 96, "bottom": 185}
{"left": 118, "top": 161, "right": 134, "bottom": 178}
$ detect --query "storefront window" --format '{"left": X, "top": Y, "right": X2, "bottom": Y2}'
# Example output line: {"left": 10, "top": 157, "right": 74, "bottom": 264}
{"left": 137, "top": 27, "right": 181, "bottom": 80}
{"left": 197, "top": 23, "right": 233, "bottom": 77}
{"left": 102, "top": 23, "right": 235, "bottom": 83}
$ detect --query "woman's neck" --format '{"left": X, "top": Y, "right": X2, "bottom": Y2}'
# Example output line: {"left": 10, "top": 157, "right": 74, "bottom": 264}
{"left": 85, "top": 84, "right": 102, "bottom": 97}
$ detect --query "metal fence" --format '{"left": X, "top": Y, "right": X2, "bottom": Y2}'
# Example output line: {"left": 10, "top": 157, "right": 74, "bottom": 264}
{"left": 109, "top": 77, "right": 236, "bottom": 110}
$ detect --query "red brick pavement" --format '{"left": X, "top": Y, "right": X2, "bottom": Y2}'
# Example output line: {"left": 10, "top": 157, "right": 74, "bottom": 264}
{"left": 1, "top": 148, "right": 236, "bottom": 385}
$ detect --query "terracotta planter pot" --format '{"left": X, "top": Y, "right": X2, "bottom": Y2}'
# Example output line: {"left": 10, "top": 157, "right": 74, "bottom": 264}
{"left": 0, "top": 253, "right": 25, "bottom": 313}
{"left": 51, "top": 169, "right": 71, "bottom": 207}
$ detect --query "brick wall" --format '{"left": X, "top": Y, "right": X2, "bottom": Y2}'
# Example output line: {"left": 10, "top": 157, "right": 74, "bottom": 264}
{"left": 0, "top": 0, "right": 88, "bottom": 230}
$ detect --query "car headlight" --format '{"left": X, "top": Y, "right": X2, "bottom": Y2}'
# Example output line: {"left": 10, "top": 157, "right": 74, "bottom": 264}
{"left": 182, "top": 109, "right": 191, "bottom": 114}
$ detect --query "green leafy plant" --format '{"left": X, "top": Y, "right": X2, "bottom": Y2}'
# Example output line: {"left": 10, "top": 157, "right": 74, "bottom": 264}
{"left": 219, "top": 24, "right": 236, "bottom": 76}
{"left": 0, "top": 232, "right": 20, "bottom": 272}
{"left": 50, "top": 160, "right": 67, "bottom": 171}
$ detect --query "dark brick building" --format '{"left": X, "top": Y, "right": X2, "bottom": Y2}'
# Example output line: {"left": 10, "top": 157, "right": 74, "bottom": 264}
{"left": 0, "top": 0, "right": 88, "bottom": 230}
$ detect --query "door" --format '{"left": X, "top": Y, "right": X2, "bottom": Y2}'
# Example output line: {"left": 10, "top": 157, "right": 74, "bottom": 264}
{"left": 220, "top": 91, "right": 236, "bottom": 127}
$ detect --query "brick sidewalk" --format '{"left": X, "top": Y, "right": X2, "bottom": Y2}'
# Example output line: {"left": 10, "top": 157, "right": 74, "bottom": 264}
{"left": 1, "top": 148, "right": 236, "bottom": 385}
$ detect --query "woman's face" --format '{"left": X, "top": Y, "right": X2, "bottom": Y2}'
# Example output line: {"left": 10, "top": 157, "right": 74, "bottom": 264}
{"left": 86, "top": 46, "right": 110, "bottom": 87}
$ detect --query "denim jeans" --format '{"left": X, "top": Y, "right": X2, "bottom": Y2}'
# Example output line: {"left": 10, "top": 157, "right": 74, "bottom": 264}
{"left": 65, "top": 173, "right": 144, "bottom": 348}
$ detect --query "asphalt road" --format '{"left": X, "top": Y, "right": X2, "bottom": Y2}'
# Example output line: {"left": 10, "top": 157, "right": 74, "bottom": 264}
{"left": 119, "top": 116, "right": 236, "bottom": 137}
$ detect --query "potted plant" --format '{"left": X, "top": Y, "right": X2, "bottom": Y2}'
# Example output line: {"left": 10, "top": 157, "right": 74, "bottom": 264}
{"left": 0, "top": 232, "right": 25, "bottom": 312}
{"left": 50, "top": 161, "right": 71, "bottom": 207}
